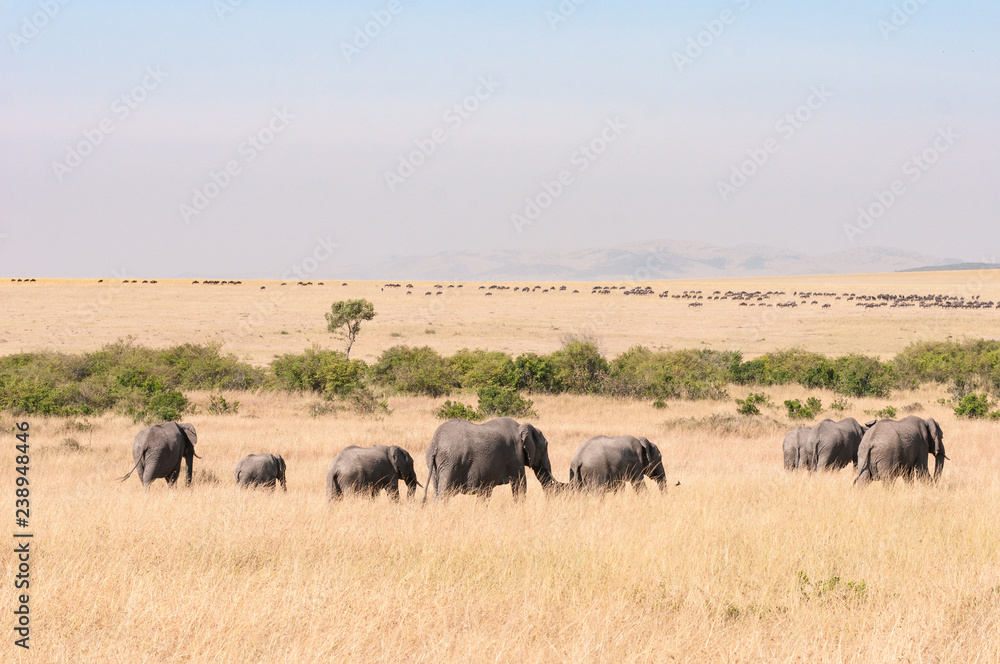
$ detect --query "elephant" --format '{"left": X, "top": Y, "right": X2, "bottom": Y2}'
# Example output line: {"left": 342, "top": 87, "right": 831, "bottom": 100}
{"left": 423, "top": 417, "right": 558, "bottom": 502}
{"left": 808, "top": 418, "right": 875, "bottom": 471}
{"left": 326, "top": 445, "right": 419, "bottom": 501}
{"left": 119, "top": 422, "right": 199, "bottom": 489}
{"left": 234, "top": 453, "right": 286, "bottom": 491}
{"left": 854, "top": 416, "right": 946, "bottom": 485}
{"left": 568, "top": 435, "right": 667, "bottom": 492}
{"left": 782, "top": 426, "right": 813, "bottom": 470}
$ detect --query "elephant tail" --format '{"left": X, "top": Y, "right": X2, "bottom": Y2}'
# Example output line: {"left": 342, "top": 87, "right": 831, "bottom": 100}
{"left": 327, "top": 474, "right": 342, "bottom": 502}
{"left": 118, "top": 456, "right": 142, "bottom": 483}
{"left": 854, "top": 446, "right": 873, "bottom": 486}
{"left": 423, "top": 452, "right": 437, "bottom": 504}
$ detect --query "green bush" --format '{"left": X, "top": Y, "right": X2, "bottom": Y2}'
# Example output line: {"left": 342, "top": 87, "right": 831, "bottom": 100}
{"left": 732, "top": 348, "right": 832, "bottom": 388}
{"left": 476, "top": 385, "right": 535, "bottom": 418}
{"left": 270, "top": 346, "right": 365, "bottom": 398}
{"left": 953, "top": 393, "right": 994, "bottom": 419}
{"left": 436, "top": 400, "right": 484, "bottom": 421}
{"left": 874, "top": 405, "right": 897, "bottom": 419}
{"left": 513, "top": 353, "right": 562, "bottom": 393}
{"left": 449, "top": 349, "right": 517, "bottom": 389}
{"left": 371, "top": 345, "right": 458, "bottom": 397}
{"left": 207, "top": 395, "right": 240, "bottom": 414}
{"left": 736, "top": 392, "right": 772, "bottom": 416}
{"left": 549, "top": 339, "right": 608, "bottom": 394}
{"left": 785, "top": 397, "right": 822, "bottom": 420}
{"left": 606, "top": 346, "right": 735, "bottom": 401}
{"left": 833, "top": 354, "right": 895, "bottom": 398}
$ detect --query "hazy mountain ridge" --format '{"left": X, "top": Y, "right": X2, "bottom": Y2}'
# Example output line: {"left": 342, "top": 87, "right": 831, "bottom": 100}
{"left": 338, "top": 241, "right": 960, "bottom": 281}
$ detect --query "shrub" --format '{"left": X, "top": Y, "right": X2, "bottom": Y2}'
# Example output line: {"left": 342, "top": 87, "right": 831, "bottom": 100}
{"left": 270, "top": 346, "right": 365, "bottom": 398}
{"left": 549, "top": 339, "right": 608, "bottom": 394}
{"left": 830, "top": 396, "right": 852, "bottom": 411}
{"left": 436, "top": 400, "right": 483, "bottom": 421}
{"left": 477, "top": 385, "right": 534, "bottom": 418}
{"left": 606, "top": 346, "right": 735, "bottom": 401}
{"left": 874, "top": 405, "right": 897, "bottom": 419}
{"left": 785, "top": 397, "right": 822, "bottom": 420}
{"left": 513, "top": 353, "right": 562, "bottom": 393}
{"left": 449, "top": 349, "right": 516, "bottom": 389}
{"left": 207, "top": 395, "right": 240, "bottom": 415}
{"left": 371, "top": 346, "right": 458, "bottom": 397}
{"left": 736, "top": 392, "right": 772, "bottom": 416}
{"left": 953, "top": 393, "right": 993, "bottom": 419}
{"left": 833, "top": 354, "right": 895, "bottom": 398}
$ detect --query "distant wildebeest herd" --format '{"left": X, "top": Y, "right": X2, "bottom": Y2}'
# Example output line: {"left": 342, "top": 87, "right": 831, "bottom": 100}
{"left": 119, "top": 413, "right": 946, "bottom": 498}
{"left": 13, "top": 278, "right": 976, "bottom": 310}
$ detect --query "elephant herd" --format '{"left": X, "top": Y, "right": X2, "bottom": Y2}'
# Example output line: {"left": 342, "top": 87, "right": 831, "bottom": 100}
{"left": 119, "top": 414, "right": 947, "bottom": 498}
{"left": 783, "top": 415, "right": 946, "bottom": 485}
{"left": 119, "top": 417, "right": 669, "bottom": 499}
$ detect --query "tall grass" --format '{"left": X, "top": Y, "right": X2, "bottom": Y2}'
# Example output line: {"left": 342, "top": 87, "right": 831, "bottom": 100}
{"left": 4, "top": 386, "right": 998, "bottom": 662}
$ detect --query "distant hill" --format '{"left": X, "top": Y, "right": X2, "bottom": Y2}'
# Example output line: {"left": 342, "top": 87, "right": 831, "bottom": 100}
{"left": 338, "top": 240, "right": 961, "bottom": 281}
{"left": 897, "top": 263, "right": 1000, "bottom": 273}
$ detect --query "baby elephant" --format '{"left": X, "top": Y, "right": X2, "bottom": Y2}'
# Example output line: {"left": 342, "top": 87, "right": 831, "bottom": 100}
{"left": 234, "top": 453, "right": 287, "bottom": 491}
{"left": 569, "top": 435, "right": 667, "bottom": 492}
{"left": 326, "top": 445, "right": 419, "bottom": 501}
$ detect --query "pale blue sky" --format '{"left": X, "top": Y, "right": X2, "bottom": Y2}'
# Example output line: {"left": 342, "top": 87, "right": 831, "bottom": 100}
{"left": 1, "top": 0, "right": 997, "bottom": 277}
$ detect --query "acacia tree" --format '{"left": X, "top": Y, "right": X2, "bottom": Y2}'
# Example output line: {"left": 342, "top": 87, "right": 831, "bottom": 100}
{"left": 325, "top": 299, "right": 376, "bottom": 359}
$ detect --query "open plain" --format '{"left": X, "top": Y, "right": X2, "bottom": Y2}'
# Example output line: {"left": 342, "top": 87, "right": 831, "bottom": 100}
{"left": 2, "top": 273, "right": 1000, "bottom": 663}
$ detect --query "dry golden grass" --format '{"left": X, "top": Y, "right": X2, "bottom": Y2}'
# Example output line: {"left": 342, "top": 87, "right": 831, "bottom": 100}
{"left": 2, "top": 277, "right": 1000, "bottom": 662}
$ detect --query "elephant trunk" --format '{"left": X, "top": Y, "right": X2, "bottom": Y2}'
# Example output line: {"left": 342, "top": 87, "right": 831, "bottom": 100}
{"left": 533, "top": 466, "right": 564, "bottom": 494}
{"left": 933, "top": 443, "right": 945, "bottom": 481}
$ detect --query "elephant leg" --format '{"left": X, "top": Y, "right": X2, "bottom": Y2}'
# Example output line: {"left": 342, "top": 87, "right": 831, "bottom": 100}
{"left": 386, "top": 481, "right": 400, "bottom": 502}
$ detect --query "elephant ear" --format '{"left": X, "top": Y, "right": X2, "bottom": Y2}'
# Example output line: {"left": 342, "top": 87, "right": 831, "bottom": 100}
{"left": 178, "top": 423, "right": 197, "bottom": 446}
{"left": 388, "top": 446, "right": 404, "bottom": 475}
{"left": 517, "top": 423, "right": 537, "bottom": 467}
{"left": 275, "top": 455, "right": 286, "bottom": 475}
{"left": 636, "top": 437, "right": 650, "bottom": 470}
{"left": 925, "top": 418, "right": 944, "bottom": 455}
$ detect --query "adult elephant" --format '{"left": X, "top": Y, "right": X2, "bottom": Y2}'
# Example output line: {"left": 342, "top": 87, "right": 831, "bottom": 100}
{"left": 568, "top": 435, "right": 667, "bottom": 492}
{"left": 326, "top": 445, "right": 419, "bottom": 501}
{"left": 854, "top": 416, "right": 946, "bottom": 485}
{"left": 782, "top": 426, "right": 813, "bottom": 470}
{"left": 234, "top": 453, "right": 287, "bottom": 491}
{"left": 809, "top": 418, "right": 875, "bottom": 471}
{"left": 424, "top": 417, "right": 558, "bottom": 502}
{"left": 119, "top": 422, "right": 199, "bottom": 489}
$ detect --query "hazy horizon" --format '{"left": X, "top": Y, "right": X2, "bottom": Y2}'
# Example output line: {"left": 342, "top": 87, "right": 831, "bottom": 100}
{"left": 2, "top": 1, "right": 997, "bottom": 278}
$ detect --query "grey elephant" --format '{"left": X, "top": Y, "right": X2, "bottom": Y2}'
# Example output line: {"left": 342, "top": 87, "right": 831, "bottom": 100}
{"left": 782, "top": 426, "right": 813, "bottom": 470}
{"left": 424, "top": 417, "right": 558, "bottom": 502}
{"left": 855, "top": 416, "right": 946, "bottom": 485}
{"left": 119, "top": 422, "right": 199, "bottom": 489}
{"left": 568, "top": 435, "right": 667, "bottom": 492}
{"left": 326, "top": 445, "right": 419, "bottom": 501}
{"left": 808, "top": 418, "right": 875, "bottom": 471}
{"left": 234, "top": 453, "right": 286, "bottom": 491}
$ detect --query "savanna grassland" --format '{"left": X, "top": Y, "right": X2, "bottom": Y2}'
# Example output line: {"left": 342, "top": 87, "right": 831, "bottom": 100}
{"left": 2, "top": 274, "right": 1000, "bottom": 663}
